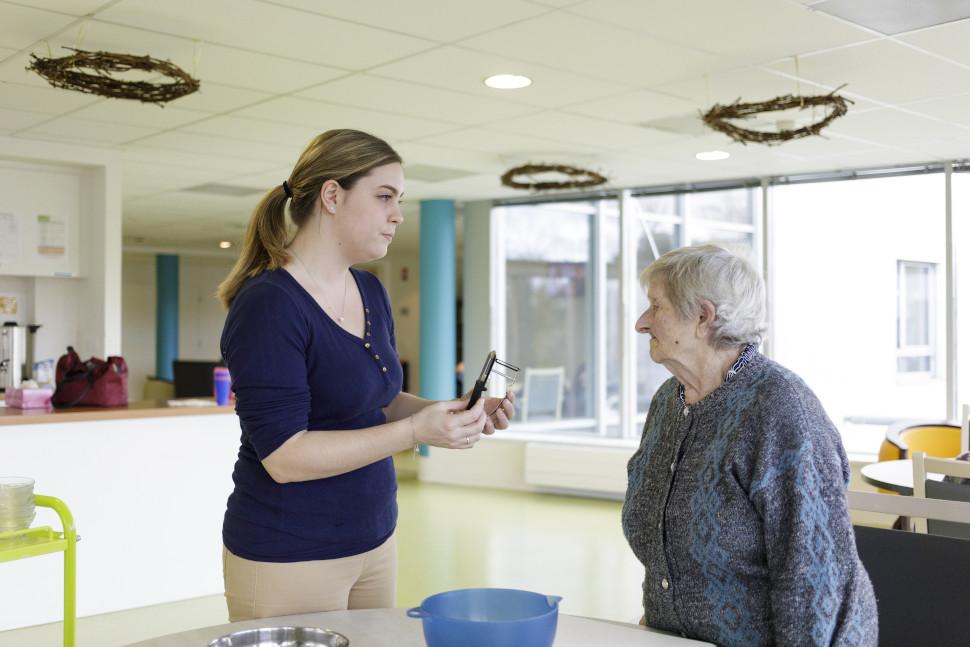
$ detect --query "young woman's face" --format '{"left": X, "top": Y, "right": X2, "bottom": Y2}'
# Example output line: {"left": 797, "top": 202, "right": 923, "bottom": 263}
{"left": 334, "top": 162, "right": 405, "bottom": 262}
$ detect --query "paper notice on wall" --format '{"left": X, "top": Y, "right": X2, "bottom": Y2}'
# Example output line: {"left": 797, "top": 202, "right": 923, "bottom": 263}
{"left": 36, "top": 213, "right": 65, "bottom": 257}
{"left": 0, "top": 294, "right": 17, "bottom": 315}
{"left": 0, "top": 211, "right": 19, "bottom": 263}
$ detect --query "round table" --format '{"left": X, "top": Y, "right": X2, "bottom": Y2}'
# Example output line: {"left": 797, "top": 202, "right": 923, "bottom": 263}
{"left": 860, "top": 459, "right": 944, "bottom": 495}
{"left": 125, "top": 608, "right": 714, "bottom": 646}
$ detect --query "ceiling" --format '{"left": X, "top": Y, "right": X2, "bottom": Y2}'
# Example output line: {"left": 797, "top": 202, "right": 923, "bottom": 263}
{"left": 3, "top": 0, "right": 970, "bottom": 255}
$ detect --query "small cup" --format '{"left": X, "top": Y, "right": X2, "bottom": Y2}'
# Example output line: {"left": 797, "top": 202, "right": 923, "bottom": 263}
{"left": 213, "top": 367, "right": 231, "bottom": 406}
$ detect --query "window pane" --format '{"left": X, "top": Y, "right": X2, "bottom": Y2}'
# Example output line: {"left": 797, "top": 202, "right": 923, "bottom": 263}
{"left": 686, "top": 188, "right": 755, "bottom": 224}
{"left": 688, "top": 226, "right": 756, "bottom": 265}
{"left": 772, "top": 174, "right": 946, "bottom": 456}
{"left": 903, "top": 264, "right": 931, "bottom": 346}
{"left": 504, "top": 203, "right": 595, "bottom": 430}
{"left": 604, "top": 204, "right": 621, "bottom": 434}
{"left": 954, "top": 172, "right": 970, "bottom": 415}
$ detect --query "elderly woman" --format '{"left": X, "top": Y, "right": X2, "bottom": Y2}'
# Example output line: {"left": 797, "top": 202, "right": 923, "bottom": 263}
{"left": 623, "top": 245, "right": 877, "bottom": 646}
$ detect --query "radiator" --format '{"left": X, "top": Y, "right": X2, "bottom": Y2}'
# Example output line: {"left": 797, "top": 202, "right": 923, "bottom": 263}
{"left": 524, "top": 442, "right": 635, "bottom": 499}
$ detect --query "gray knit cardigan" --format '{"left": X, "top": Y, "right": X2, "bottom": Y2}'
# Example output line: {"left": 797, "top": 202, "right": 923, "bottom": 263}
{"left": 622, "top": 352, "right": 877, "bottom": 646}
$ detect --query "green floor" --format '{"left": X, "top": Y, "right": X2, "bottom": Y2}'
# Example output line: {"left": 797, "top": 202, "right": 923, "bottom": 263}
{"left": 395, "top": 480, "right": 643, "bottom": 623}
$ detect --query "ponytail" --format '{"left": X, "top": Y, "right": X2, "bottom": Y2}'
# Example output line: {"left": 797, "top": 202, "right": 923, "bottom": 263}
{"left": 217, "top": 185, "right": 291, "bottom": 308}
{"left": 217, "top": 129, "right": 402, "bottom": 309}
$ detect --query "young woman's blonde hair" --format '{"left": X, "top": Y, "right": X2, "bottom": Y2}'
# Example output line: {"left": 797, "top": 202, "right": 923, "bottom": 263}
{"left": 217, "top": 129, "right": 402, "bottom": 308}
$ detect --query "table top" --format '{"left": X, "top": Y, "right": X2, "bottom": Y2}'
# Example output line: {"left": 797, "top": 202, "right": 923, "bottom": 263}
{"left": 0, "top": 398, "right": 234, "bottom": 426}
{"left": 860, "top": 459, "right": 944, "bottom": 495}
{"left": 125, "top": 608, "right": 713, "bottom": 647}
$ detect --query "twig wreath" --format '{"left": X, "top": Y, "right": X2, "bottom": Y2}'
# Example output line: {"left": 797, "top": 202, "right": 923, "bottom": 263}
{"left": 500, "top": 163, "right": 608, "bottom": 191}
{"left": 27, "top": 47, "right": 200, "bottom": 105}
{"left": 702, "top": 86, "right": 853, "bottom": 145}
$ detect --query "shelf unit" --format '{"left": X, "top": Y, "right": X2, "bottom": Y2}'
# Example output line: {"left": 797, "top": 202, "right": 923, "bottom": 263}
{"left": 0, "top": 495, "right": 77, "bottom": 646}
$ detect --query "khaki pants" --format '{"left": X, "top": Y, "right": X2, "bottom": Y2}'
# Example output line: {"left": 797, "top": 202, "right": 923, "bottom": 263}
{"left": 222, "top": 534, "right": 397, "bottom": 621}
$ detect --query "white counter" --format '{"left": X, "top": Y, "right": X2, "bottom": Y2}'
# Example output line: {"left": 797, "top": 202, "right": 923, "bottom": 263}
{"left": 0, "top": 407, "right": 239, "bottom": 631}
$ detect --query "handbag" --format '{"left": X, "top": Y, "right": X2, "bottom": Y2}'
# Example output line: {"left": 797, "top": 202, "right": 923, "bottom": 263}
{"left": 52, "top": 346, "right": 128, "bottom": 408}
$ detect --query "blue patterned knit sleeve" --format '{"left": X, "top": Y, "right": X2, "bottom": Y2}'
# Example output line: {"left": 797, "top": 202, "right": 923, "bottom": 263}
{"left": 748, "top": 375, "right": 878, "bottom": 646}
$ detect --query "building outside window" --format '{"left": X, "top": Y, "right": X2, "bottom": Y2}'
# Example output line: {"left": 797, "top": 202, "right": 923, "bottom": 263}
{"left": 896, "top": 260, "right": 937, "bottom": 376}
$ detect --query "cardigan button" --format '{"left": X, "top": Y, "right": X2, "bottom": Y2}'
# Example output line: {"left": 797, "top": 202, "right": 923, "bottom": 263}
{"left": 661, "top": 578, "right": 669, "bottom": 590}
{"left": 374, "top": 354, "right": 380, "bottom": 360}
{"left": 364, "top": 343, "right": 370, "bottom": 349}
{"left": 366, "top": 320, "right": 371, "bottom": 325}
{"left": 382, "top": 367, "right": 388, "bottom": 372}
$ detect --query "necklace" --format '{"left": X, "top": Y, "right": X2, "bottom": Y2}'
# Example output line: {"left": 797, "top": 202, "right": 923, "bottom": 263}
{"left": 290, "top": 249, "right": 349, "bottom": 323}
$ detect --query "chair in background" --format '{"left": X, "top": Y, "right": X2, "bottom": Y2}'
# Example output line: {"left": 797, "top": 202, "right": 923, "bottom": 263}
{"left": 520, "top": 367, "right": 565, "bottom": 423}
{"left": 878, "top": 420, "right": 962, "bottom": 462}
{"left": 848, "top": 490, "right": 970, "bottom": 647}
{"left": 911, "top": 452, "right": 970, "bottom": 538}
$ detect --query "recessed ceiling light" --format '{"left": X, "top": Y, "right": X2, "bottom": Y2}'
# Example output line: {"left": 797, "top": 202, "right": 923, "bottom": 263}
{"left": 695, "top": 150, "right": 730, "bottom": 161}
{"left": 219, "top": 241, "right": 232, "bottom": 249}
{"left": 484, "top": 74, "right": 532, "bottom": 90}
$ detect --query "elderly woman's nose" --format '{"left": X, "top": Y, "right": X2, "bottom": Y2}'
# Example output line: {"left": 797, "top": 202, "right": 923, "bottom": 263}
{"left": 635, "top": 309, "right": 651, "bottom": 333}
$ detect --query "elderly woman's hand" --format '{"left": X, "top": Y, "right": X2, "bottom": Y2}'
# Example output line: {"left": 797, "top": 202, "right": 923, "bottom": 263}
{"left": 482, "top": 391, "right": 515, "bottom": 434}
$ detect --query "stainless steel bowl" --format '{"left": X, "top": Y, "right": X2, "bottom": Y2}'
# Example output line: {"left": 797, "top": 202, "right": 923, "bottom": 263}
{"left": 206, "top": 626, "right": 349, "bottom": 647}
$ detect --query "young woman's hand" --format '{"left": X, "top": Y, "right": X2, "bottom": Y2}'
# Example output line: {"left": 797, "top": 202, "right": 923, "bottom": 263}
{"left": 481, "top": 391, "right": 515, "bottom": 434}
{"left": 413, "top": 397, "right": 488, "bottom": 449}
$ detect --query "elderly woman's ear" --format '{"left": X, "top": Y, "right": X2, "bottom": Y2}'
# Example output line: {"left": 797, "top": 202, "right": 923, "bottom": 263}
{"left": 696, "top": 300, "right": 717, "bottom": 337}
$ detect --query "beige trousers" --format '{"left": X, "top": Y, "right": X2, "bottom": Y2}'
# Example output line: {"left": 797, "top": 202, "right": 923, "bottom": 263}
{"left": 222, "top": 533, "right": 397, "bottom": 621}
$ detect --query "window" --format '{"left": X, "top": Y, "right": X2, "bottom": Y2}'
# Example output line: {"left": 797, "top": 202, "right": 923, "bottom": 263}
{"left": 896, "top": 260, "right": 937, "bottom": 376}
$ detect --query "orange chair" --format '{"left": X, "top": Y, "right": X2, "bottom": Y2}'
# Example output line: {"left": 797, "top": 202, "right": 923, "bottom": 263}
{"left": 876, "top": 421, "right": 961, "bottom": 495}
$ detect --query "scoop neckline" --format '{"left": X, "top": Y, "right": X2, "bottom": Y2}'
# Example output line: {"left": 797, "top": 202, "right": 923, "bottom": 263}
{"left": 280, "top": 266, "right": 371, "bottom": 342}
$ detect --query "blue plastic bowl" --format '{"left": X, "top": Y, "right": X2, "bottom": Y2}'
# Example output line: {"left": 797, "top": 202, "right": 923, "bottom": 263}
{"left": 406, "top": 588, "right": 562, "bottom": 647}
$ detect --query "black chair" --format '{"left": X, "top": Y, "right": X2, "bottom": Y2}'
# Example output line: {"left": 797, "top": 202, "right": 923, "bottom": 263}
{"left": 853, "top": 525, "right": 970, "bottom": 646}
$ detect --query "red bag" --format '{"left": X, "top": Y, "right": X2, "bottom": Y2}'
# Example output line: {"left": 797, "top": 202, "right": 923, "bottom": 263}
{"left": 52, "top": 346, "right": 128, "bottom": 408}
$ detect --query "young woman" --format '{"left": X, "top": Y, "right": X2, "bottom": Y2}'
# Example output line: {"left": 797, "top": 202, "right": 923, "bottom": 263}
{"left": 217, "top": 129, "right": 514, "bottom": 620}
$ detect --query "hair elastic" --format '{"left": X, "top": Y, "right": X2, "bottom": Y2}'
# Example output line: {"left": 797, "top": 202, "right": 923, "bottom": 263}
{"left": 282, "top": 180, "right": 292, "bottom": 199}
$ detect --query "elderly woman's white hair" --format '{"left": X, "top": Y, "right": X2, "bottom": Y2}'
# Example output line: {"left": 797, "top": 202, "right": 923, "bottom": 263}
{"left": 640, "top": 245, "right": 766, "bottom": 349}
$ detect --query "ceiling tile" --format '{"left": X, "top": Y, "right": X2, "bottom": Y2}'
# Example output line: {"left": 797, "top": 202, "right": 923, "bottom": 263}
{"left": 164, "top": 82, "right": 272, "bottom": 113}
{"left": 0, "top": 3, "right": 77, "bottom": 49}
{"left": 369, "top": 46, "right": 630, "bottom": 108}
{"left": 568, "top": 0, "right": 875, "bottom": 63}
{"left": 133, "top": 130, "right": 298, "bottom": 164}
{"left": 296, "top": 74, "right": 539, "bottom": 125}
{"left": 418, "top": 126, "right": 609, "bottom": 158}
{"left": 70, "top": 100, "right": 206, "bottom": 129}
{"left": 267, "top": 0, "right": 549, "bottom": 42}
{"left": 0, "top": 106, "right": 53, "bottom": 134}
{"left": 899, "top": 17, "right": 970, "bottom": 67}
{"left": 0, "top": 81, "right": 100, "bottom": 113}
{"left": 826, "top": 107, "right": 970, "bottom": 146}
{"left": 767, "top": 39, "right": 970, "bottom": 104}
{"left": 122, "top": 145, "right": 278, "bottom": 174}
{"left": 394, "top": 141, "right": 504, "bottom": 174}
{"left": 179, "top": 115, "right": 320, "bottom": 149}
{"left": 564, "top": 89, "right": 699, "bottom": 124}
{"left": 20, "top": 115, "right": 157, "bottom": 144}
{"left": 489, "top": 111, "right": 681, "bottom": 150}
{"left": 233, "top": 96, "right": 461, "bottom": 141}
{"left": 98, "top": 0, "right": 435, "bottom": 69}
{"left": 15, "top": 1, "right": 110, "bottom": 15}
{"left": 458, "top": 12, "right": 723, "bottom": 86}
{"left": 900, "top": 93, "right": 970, "bottom": 128}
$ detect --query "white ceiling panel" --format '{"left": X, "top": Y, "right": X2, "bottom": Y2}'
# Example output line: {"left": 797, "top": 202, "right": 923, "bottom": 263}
{"left": 122, "top": 145, "right": 277, "bottom": 174}
{"left": 899, "top": 17, "right": 970, "bottom": 67}
{"left": 564, "top": 88, "right": 699, "bottom": 124}
{"left": 0, "top": 106, "right": 52, "bottom": 134}
{"left": 296, "top": 74, "right": 539, "bottom": 126}
{"left": 233, "top": 96, "right": 461, "bottom": 141}
{"left": 901, "top": 93, "right": 970, "bottom": 128}
{"left": 767, "top": 39, "right": 970, "bottom": 104}
{"left": 13, "top": 1, "right": 113, "bottom": 15}
{"left": 266, "top": 0, "right": 550, "bottom": 42}
{"left": 459, "top": 12, "right": 723, "bottom": 87}
{"left": 0, "top": 81, "right": 100, "bottom": 114}
{"left": 655, "top": 66, "right": 836, "bottom": 107}
{"left": 418, "top": 126, "right": 610, "bottom": 157}
{"left": 70, "top": 100, "right": 205, "bottom": 129}
{"left": 394, "top": 141, "right": 504, "bottom": 174}
{"left": 164, "top": 82, "right": 272, "bottom": 114}
{"left": 897, "top": 134, "right": 970, "bottom": 161}
{"left": 0, "top": 3, "right": 77, "bottom": 49}
{"left": 568, "top": 0, "right": 876, "bottom": 63}
{"left": 20, "top": 115, "right": 157, "bottom": 144}
{"left": 180, "top": 116, "right": 320, "bottom": 149}
{"left": 368, "top": 46, "right": 630, "bottom": 108}
{"left": 97, "top": 0, "right": 435, "bottom": 69}
{"left": 489, "top": 111, "right": 682, "bottom": 151}
{"left": 133, "top": 130, "right": 298, "bottom": 164}
{"left": 826, "top": 107, "right": 970, "bottom": 146}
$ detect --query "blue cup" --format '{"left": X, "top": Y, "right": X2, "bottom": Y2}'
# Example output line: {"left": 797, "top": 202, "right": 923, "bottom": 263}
{"left": 213, "top": 367, "right": 231, "bottom": 405}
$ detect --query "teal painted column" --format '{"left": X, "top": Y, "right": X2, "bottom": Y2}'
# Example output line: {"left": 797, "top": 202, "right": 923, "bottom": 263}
{"left": 156, "top": 254, "right": 179, "bottom": 381}
{"left": 419, "top": 199, "right": 457, "bottom": 406}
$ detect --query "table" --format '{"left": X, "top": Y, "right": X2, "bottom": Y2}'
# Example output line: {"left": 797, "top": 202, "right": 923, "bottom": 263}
{"left": 860, "top": 459, "right": 944, "bottom": 495}
{"left": 125, "top": 608, "right": 713, "bottom": 646}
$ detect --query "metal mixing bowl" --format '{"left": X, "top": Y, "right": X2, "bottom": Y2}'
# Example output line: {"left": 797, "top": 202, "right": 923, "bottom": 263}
{"left": 206, "top": 626, "right": 349, "bottom": 647}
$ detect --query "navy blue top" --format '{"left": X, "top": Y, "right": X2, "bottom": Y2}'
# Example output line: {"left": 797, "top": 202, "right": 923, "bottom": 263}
{"left": 220, "top": 268, "right": 403, "bottom": 562}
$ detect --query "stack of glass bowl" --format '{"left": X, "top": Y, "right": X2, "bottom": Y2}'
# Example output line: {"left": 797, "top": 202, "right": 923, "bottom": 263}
{"left": 0, "top": 477, "right": 36, "bottom": 535}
